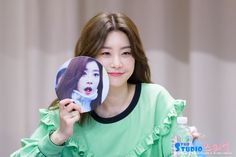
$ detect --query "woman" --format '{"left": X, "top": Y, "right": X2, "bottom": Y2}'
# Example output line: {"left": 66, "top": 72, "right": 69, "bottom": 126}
{"left": 56, "top": 56, "right": 103, "bottom": 112}
{"left": 11, "top": 12, "right": 199, "bottom": 157}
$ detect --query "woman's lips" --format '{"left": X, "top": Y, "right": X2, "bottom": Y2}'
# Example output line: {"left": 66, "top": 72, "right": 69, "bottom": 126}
{"left": 108, "top": 72, "right": 124, "bottom": 77}
{"left": 84, "top": 87, "right": 92, "bottom": 95}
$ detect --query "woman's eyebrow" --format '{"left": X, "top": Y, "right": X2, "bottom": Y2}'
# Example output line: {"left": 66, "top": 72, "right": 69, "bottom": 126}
{"left": 85, "top": 68, "right": 99, "bottom": 72}
{"left": 101, "top": 46, "right": 131, "bottom": 49}
{"left": 101, "top": 46, "right": 111, "bottom": 49}
{"left": 121, "top": 46, "right": 131, "bottom": 50}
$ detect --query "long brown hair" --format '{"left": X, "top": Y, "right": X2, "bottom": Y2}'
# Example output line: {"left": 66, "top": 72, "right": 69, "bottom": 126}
{"left": 75, "top": 12, "right": 151, "bottom": 83}
{"left": 49, "top": 12, "right": 151, "bottom": 124}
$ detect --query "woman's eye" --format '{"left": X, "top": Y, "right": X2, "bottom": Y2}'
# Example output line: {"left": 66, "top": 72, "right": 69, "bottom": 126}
{"left": 101, "top": 52, "right": 110, "bottom": 55}
{"left": 94, "top": 73, "right": 100, "bottom": 77}
{"left": 122, "top": 52, "right": 132, "bottom": 55}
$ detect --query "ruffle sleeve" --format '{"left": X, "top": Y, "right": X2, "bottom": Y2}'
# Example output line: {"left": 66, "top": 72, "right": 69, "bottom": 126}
{"left": 124, "top": 99, "right": 185, "bottom": 157}
{"left": 39, "top": 109, "right": 94, "bottom": 156}
{"left": 39, "top": 108, "right": 58, "bottom": 131}
{"left": 65, "top": 137, "right": 94, "bottom": 157}
{"left": 11, "top": 109, "right": 62, "bottom": 157}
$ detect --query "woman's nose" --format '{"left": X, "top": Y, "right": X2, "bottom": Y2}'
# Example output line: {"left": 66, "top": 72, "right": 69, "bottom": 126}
{"left": 111, "top": 55, "right": 122, "bottom": 68}
{"left": 86, "top": 75, "right": 93, "bottom": 84}
{"left": 86, "top": 82, "right": 92, "bottom": 85}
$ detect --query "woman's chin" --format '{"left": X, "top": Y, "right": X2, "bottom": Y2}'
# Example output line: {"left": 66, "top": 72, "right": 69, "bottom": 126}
{"left": 109, "top": 81, "right": 128, "bottom": 88}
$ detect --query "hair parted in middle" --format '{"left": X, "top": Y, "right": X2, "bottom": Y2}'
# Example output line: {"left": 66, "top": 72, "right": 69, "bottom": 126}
{"left": 74, "top": 12, "right": 151, "bottom": 84}
{"left": 56, "top": 57, "right": 103, "bottom": 110}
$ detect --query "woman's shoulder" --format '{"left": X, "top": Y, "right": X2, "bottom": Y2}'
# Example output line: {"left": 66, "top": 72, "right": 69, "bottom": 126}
{"left": 138, "top": 83, "right": 174, "bottom": 115}
{"left": 140, "top": 83, "right": 170, "bottom": 97}
{"left": 38, "top": 108, "right": 60, "bottom": 128}
{"left": 139, "top": 83, "right": 185, "bottom": 121}
{"left": 141, "top": 82, "right": 167, "bottom": 89}
{"left": 39, "top": 108, "right": 59, "bottom": 117}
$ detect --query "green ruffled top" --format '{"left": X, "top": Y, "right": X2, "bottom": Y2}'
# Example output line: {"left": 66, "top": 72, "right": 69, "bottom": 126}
{"left": 11, "top": 83, "right": 188, "bottom": 157}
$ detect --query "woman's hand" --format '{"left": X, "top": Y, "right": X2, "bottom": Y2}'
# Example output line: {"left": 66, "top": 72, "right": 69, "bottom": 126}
{"left": 50, "top": 99, "right": 81, "bottom": 145}
{"left": 189, "top": 126, "right": 201, "bottom": 140}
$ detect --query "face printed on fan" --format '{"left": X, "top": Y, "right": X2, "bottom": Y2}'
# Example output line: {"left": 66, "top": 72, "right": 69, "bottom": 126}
{"left": 77, "top": 61, "right": 100, "bottom": 95}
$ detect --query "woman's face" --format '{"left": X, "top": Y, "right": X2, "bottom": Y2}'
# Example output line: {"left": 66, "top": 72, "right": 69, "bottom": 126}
{"left": 77, "top": 61, "right": 100, "bottom": 95}
{"left": 96, "top": 31, "right": 135, "bottom": 87}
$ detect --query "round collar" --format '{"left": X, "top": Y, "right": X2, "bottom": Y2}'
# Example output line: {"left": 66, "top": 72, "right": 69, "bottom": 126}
{"left": 91, "top": 83, "right": 141, "bottom": 124}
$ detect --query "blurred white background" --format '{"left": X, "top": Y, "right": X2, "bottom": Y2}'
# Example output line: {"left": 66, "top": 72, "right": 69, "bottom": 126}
{"left": 1, "top": 0, "right": 236, "bottom": 156}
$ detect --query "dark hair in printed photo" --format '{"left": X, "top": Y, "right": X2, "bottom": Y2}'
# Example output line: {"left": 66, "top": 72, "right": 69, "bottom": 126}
{"left": 55, "top": 56, "right": 104, "bottom": 111}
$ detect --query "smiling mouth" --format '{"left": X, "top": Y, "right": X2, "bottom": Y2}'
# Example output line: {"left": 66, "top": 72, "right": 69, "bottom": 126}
{"left": 84, "top": 87, "right": 92, "bottom": 95}
{"left": 108, "top": 72, "right": 124, "bottom": 77}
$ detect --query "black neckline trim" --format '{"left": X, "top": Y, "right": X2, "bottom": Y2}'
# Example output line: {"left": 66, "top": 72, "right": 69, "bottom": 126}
{"left": 91, "top": 83, "right": 141, "bottom": 124}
